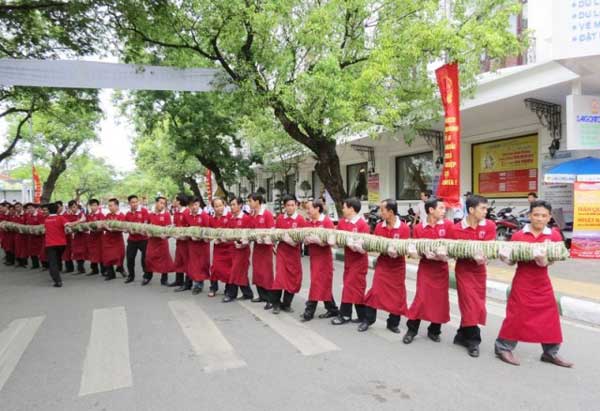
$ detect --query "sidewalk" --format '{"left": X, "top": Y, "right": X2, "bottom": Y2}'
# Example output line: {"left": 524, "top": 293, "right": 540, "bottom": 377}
{"left": 333, "top": 250, "right": 600, "bottom": 327}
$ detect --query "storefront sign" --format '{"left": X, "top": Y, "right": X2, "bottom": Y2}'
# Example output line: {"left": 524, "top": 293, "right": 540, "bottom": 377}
{"left": 571, "top": 181, "right": 600, "bottom": 259}
{"left": 367, "top": 173, "right": 380, "bottom": 205}
{"left": 472, "top": 134, "right": 538, "bottom": 198}
{"left": 435, "top": 62, "right": 461, "bottom": 207}
{"left": 553, "top": 0, "right": 600, "bottom": 60}
{"left": 566, "top": 95, "right": 600, "bottom": 150}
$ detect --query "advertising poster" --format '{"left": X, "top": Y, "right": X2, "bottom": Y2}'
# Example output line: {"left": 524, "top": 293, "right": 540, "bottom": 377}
{"left": 571, "top": 181, "right": 600, "bottom": 259}
{"left": 472, "top": 134, "right": 538, "bottom": 198}
{"left": 367, "top": 173, "right": 380, "bottom": 205}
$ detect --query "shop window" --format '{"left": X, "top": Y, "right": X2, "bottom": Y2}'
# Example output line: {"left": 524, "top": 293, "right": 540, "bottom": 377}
{"left": 395, "top": 152, "right": 434, "bottom": 200}
{"left": 347, "top": 162, "right": 368, "bottom": 201}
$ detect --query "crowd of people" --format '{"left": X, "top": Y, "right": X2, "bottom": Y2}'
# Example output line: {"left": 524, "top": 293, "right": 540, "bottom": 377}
{"left": 0, "top": 192, "right": 572, "bottom": 368}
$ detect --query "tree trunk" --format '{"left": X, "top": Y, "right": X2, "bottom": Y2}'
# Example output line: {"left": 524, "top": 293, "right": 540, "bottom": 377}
{"left": 184, "top": 176, "right": 202, "bottom": 199}
{"left": 41, "top": 158, "right": 66, "bottom": 203}
{"left": 313, "top": 139, "right": 347, "bottom": 216}
{"left": 195, "top": 155, "right": 229, "bottom": 199}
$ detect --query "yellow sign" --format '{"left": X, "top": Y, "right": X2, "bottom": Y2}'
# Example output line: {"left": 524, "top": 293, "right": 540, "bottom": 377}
{"left": 472, "top": 134, "right": 538, "bottom": 198}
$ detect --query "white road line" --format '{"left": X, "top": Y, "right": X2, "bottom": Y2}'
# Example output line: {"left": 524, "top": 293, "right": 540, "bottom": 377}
{"left": 0, "top": 316, "right": 45, "bottom": 392}
{"left": 79, "top": 307, "right": 133, "bottom": 396}
{"left": 169, "top": 300, "right": 246, "bottom": 372}
{"left": 238, "top": 300, "right": 340, "bottom": 356}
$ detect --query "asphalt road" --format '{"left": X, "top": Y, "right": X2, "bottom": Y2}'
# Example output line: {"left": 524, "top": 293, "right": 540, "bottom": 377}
{"left": 1, "top": 251, "right": 599, "bottom": 411}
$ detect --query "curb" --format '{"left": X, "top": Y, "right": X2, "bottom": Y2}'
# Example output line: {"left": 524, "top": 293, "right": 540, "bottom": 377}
{"left": 333, "top": 250, "right": 600, "bottom": 327}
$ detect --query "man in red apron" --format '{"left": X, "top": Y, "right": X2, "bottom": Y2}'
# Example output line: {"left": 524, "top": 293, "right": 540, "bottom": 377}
{"left": 301, "top": 199, "right": 338, "bottom": 321}
{"left": 223, "top": 196, "right": 254, "bottom": 302}
{"left": 404, "top": 197, "right": 454, "bottom": 344}
{"left": 25, "top": 203, "right": 43, "bottom": 270}
{"left": 185, "top": 197, "right": 211, "bottom": 295}
{"left": 85, "top": 199, "right": 105, "bottom": 276}
{"left": 271, "top": 195, "right": 306, "bottom": 314}
{"left": 102, "top": 198, "right": 126, "bottom": 281}
{"left": 143, "top": 196, "right": 174, "bottom": 286}
{"left": 332, "top": 198, "right": 369, "bottom": 325}
{"left": 248, "top": 192, "right": 275, "bottom": 309}
{"left": 495, "top": 200, "right": 573, "bottom": 368}
{"left": 124, "top": 195, "right": 150, "bottom": 284}
{"left": 14, "top": 202, "right": 28, "bottom": 268}
{"left": 208, "top": 198, "right": 232, "bottom": 297}
{"left": 359, "top": 199, "right": 410, "bottom": 333}
{"left": 4, "top": 204, "right": 17, "bottom": 266}
{"left": 172, "top": 194, "right": 191, "bottom": 291}
{"left": 67, "top": 200, "right": 88, "bottom": 274}
{"left": 450, "top": 194, "right": 496, "bottom": 358}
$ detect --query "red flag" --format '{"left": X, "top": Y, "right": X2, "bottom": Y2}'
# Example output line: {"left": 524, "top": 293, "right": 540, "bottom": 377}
{"left": 205, "top": 169, "right": 212, "bottom": 202}
{"left": 32, "top": 165, "right": 42, "bottom": 203}
{"left": 435, "top": 62, "right": 461, "bottom": 208}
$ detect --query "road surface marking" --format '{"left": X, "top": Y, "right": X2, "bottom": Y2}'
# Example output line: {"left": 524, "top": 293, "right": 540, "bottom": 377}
{"left": 79, "top": 307, "right": 132, "bottom": 396}
{"left": 0, "top": 316, "right": 45, "bottom": 392}
{"left": 169, "top": 300, "right": 246, "bottom": 372}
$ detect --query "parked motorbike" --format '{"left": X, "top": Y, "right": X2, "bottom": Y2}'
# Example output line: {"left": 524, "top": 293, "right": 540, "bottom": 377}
{"left": 494, "top": 206, "right": 524, "bottom": 241}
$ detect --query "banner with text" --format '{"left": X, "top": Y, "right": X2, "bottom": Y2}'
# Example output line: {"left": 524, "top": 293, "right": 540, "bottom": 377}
{"left": 435, "top": 62, "right": 461, "bottom": 208}
{"left": 571, "top": 181, "right": 600, "bottom": 259}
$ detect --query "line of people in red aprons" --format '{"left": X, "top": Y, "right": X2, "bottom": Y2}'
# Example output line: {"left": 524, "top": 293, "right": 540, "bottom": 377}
{"left": 0, "top": 193, "right": 572, "bottom": 368}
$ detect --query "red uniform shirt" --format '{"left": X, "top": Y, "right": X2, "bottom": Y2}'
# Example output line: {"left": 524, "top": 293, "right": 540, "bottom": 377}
{"left": 125, "top": 207, "right": 149, "bottom": 242}
{"left": 44, "top": 214, "right": 67, "bottom": 247}
{"left": 336, "top": 214, "right": 370, "bottom": 304}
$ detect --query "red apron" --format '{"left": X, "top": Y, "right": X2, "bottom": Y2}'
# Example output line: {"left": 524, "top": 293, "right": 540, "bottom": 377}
{"left": 498, "top": 227, "right": 563, "bottom": 343}
{"left": 251, "top": 208, "right": 275, "bottom": 289}
{"left": 102, "top": 213, "right": 125, "bottom": 266}
{"left": 364, "top": 219, "right": 410, "bottom": 316}
{"left": 228, "top": 212, "right": 252, "bottom": 286}
{"left": 3, "top": 214, "right": 17, "bottom": 253}
{"left": 307, "top": 215, "right": 335, "bottom": 301}
{"left": 272, "top": 213, "right": 305, "bottom": 293}
{"left": 185, "top": 211, "right": 210, "bottom": 282}
{"left": 451, "top": 219, "right": 496, "bottom": 327}
{"left": 69, "top": 211, "right": 87, "bottom": 261}
{"left": 173, "top": 207, "right": 190, "bottom": 273}
{"left": 145, "top": 211, "right": 175, "bottom": 273}
{"left": 337, "top": 217, "right": 370, "bottom": 304}
{"left": 408, "top": 219, "right": 454, "bottom": 323}
{"left": 26, "top": 212, "right": 44, "bottom": 259}
{"left": 14, "top": 213, "right": 27, "bottom": 259}
{"left": 86, "top": 211, "right": 105, "bottom": 263}
{"left": 209, "top": 214, "right": 232, "bottom": 283}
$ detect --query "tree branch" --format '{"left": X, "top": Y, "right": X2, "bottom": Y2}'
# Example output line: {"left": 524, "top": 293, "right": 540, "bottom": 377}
{"left": 0, "top": 110, "right": 32, "bottom": 163}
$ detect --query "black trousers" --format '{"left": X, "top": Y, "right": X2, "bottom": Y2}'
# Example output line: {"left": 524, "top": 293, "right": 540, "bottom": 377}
{"left": 456, "top": 325, "right": 481, "bottom": 345}
{"left": 225, "top": 283, "right": 253, "bottom": 299}
{"left": 76, "top": 260, "right": 85, "bottom": 272}
{"left": 271, "top": 290, "right": 294, "bottom": 308}
{"left": 210, "top": 280, "right": 220, "bottom": 292}
{"left": 304, "top": 297, "right": 338, "bottom": 318}
{"left": 126, "top": 240, "right": 148, "bottom": 279}
{"left": 144, "top": 272, "right": 169, "bottom": 284}
{"left": 89, "top": 262, "right": 105, "bottom": 274}
{"left": 406, "top": 319, "right": 442, "bottom": 335}
{"left": 64, "top": 260, "right": 74, "bottom": 272}
{"left": 5, "top": 251, "right": 15, "bottom": 265}
{"left": 30, "top": 255, "right": 40, "bottom": 268}
{"left": 255, "top": 286, "right": 271, "bottom": 301}
{"left": 47, "top": 246, "right": 65, "bottom": 284}
{"left": 364, "top": 306, "right": 401, "bottom": 328}
{"left": 105, "top": 265, "right": 116, "bottom": 278}
{"left": 339, "top": 302, "right": 366, "bottom": 321}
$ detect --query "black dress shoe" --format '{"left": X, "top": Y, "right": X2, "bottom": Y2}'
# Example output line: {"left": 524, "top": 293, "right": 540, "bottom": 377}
{"left": 124, "top": 277, "right": 134, "bottom": 284}
{"left": 53, "top": 282, "right": 62, "bottom": 288}
{"left": 272, "top": 305, "right": 281, "bottom": 314}
{"left": 167, "top": 281, "right": 182, "bottom": 287}
{"left": 222, "top": 296, "right": 234, "bottom": 303}
{"left": 264, "top": 303, "right": 273, "bottom": 310}
{"left": 468, "top": 345, "right": 480, "bottom": 358}
{"left": 141, "top": 278, "right": 151, "bottom": 286}
{"left": 300, "top": 314, "right": 313, "bottom": 322}
{"left": 174, "top": 285, "right": 190, "bottom": 292}
{"left": 331, "top": 316, "right": 350, "bottom": 325}
{"left": 104, "top": 275, "right": 116, "bottom": 281}
{"left": 403, "top": 331, "right": 416, "bottom": 344}
{"left": 318, "top": 311, "right": 338, "bottom": 319}
{"left": 387, "top": 325, "right": 401, "bottom": 334}
{"left": 357, "top": 321, "right": 370, "bottom": 332}
{"left": 427, "top": 332, "right": 441, "bottom": 342}
{"left": 192, "top": 287, "right": 202, "bottom": 295}
{"left": 251, "top": 297, "right": 264, "bottom": 303}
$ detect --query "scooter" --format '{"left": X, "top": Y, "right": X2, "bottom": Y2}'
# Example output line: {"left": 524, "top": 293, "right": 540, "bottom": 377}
{"left": 495, "top": 206, "right": 523, "bottom": 241}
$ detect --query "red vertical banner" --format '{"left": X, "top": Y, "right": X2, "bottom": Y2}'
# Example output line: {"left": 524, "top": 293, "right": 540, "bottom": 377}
{"left": 205, "top": 169, "right": 212, "bottom": 202}
{"left": 32, "top": 165, "right": 42, "bottom": 203}
{"left": 435, "top": 62, "right": 461, "bottom": 208}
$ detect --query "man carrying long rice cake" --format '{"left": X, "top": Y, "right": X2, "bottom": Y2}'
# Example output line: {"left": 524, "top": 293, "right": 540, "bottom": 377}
{"left": 450, "top": 194, "right": 496, "bottom": 358}
{"left": 331, "top": 197, "right": 370, "bottom": 326}
{"left": 404, "top": 197, "right": 454, "bottom": 344}
{"left": 495, "top": 199, "right": 573, "bottom": 368}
